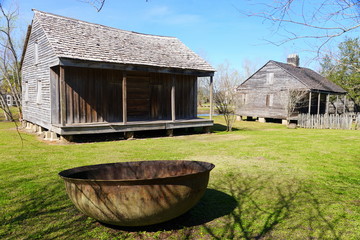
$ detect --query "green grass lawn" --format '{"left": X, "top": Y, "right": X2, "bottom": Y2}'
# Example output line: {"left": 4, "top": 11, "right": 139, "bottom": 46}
{"left": 1, "top": 117, "right": 359, "bottom": 239}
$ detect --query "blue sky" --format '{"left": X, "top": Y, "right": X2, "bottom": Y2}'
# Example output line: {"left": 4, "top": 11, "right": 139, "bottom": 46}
{"left": 8, "top": 0, "right": 356, "bottom": 76}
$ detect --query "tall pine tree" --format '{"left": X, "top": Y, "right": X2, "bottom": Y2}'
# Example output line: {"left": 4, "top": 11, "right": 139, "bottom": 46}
{"left": 321, "top": 38, "right": 360, "bottom": 112}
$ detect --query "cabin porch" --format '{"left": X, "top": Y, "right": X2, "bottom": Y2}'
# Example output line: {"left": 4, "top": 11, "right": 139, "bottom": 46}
{"left": 51, "top": 118, "right": 213, "bottom": 136}
{"left": 49, "top": 63, "right": 214, "bottom": 136}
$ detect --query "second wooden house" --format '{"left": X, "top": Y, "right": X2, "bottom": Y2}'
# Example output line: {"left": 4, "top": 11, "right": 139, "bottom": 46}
{"left": 21, "top": 10, "right": 215, "bottom": 139}
{"left": 236, "top": 54, "right": 346, "bottom": 123}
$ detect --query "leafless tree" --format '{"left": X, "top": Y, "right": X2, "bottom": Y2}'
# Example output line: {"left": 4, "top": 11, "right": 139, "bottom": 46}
{"left": 241, "top": 58, "right": 261, "bottom": 80}
{"left": 0, "top": 3, "right": 23, "bottom": 121}
{"left": 244, "top": 0, "right": 360, "bottom": 53}
{"left": 214, "top": 63, "right": 242, "bottom": 131}
{"left": 280, "top": 88, "right": 309, "bottom": 121}
{"left": 197, "top": 77, "right": 210, "bottom": 107}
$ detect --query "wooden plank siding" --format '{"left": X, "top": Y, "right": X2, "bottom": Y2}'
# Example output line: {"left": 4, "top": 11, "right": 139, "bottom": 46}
{"left": 150, "top": 73, "right": 171, "bottom": 120}
{"left": 175, "top": 75, "right": 197, "bottom": 119}
{"left": 236, "top": 60, "right": 346, "bottom": 120}
{"left": 63, "top": 67, "right": 123, "bottom": 124}
{"left": 236, "top": 61, "right": 306, "bottom": 119}
{"left": 50, "top": 66, "right": 60, "bottom": 125}
{"left": 127, "top": 76, "right": 150, "bottom": 121}
{"left": 21, "top": 16, "right": 58, "bottom": 129}
{"left": 59, "top": 67, "right": 197, "bottom": 125}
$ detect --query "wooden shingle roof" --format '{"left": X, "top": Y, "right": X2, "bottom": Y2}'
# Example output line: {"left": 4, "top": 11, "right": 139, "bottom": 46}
{"left": 33, "top": 10, "right": 215, "bottom": 74}
{"left": 272, "top": 61, "right": 346, "bottom": 94}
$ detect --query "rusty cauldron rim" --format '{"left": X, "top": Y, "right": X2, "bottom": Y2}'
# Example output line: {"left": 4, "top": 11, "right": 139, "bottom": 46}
{"left": 58, "top": 160, "right": 215, "bottom": 184}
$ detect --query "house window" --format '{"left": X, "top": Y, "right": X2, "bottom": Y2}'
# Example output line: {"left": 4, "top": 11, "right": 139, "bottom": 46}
{"left": 24, "top": 81, "right": 29, "bottom": 102}
{"left": 240, "top": 93, "right": 247, "bottom": 105}
{"left": 6, "top": 95, "right": 13, "bottom": 106}
{"left": 34, "top": 41, "right": 39, "bottom": 65}
{"left": 266, "top": 73, "right": 274, "bottom": 84}
{"left": 36, "top": 80, "right": 42, "bottom": 104}
{"left": 266, "top": 94, "right": 274, "bottom": 107}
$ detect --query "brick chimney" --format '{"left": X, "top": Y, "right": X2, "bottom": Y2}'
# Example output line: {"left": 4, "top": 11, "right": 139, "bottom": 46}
{"left": 287, "top": 54, "right": 300, "bottom": 67}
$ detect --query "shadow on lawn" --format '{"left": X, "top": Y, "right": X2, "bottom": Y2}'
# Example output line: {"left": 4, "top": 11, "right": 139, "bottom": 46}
{"left": 1, "top": 174, "right": 348, "bottom": 239}
{"left": 98, "top": 174, "right": 348, "bottom": 239}
{"left": 0, "top": 178, "right": 94, "bottom": 240}
{"left": 212, "top": 123, "right": 240, "bottom": 132}
{"left": 201, "top": 174, "right": 347, "bottom": 240}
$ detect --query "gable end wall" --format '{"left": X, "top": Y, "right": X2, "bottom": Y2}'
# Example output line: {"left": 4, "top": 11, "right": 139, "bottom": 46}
{"left": 236, "top": 61, "right": 307, "bottom": 119}
{"left": 22, "top": 16, "right": 58, "bottom": 129}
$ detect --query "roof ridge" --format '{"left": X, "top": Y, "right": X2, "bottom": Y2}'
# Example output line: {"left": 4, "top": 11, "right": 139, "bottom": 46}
{"left": 271, "top": 60, "right": 346, "bottom": 93}
{"left": 32, "top": 9, "right": 177, "bottom": 39}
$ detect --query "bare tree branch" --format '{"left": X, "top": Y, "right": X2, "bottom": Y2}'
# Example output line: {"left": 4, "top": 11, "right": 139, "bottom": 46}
{"left": 242, "top": 0, "right": 360, "bottom": 52}
{"left": 0, "top": 3, "right": 23, "bottom": 120}
{"left": 214, "top": 63, "right": 242, "bottom": 131}
{"left": 280, "top": 88, "right": 309, "bottom": 120}
{"left": 79, "top": 0, "right": 106, "bottom": 12}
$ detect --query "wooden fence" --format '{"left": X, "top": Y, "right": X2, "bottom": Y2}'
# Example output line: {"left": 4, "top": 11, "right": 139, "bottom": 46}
{"left": 298, "top": 113, "right": 360, "bottom": 130}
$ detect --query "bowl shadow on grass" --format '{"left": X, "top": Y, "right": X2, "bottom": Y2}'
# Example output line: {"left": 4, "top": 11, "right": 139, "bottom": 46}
{"left": 101, "top": 188, "right": 237, "bottom": 232}
{"left": 201, "top": 174, "right": 348, "bottom": 240}
{"left": 100, "top": 174, "right": 348, "bottom": 239}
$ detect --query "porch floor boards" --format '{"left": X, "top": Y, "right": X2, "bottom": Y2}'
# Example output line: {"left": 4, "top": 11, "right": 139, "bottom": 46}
{"left": 51, "top": 118, "right": 213, "bottom": 135}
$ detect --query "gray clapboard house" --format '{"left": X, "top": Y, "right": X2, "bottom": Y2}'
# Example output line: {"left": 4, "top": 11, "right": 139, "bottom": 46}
{"left": 21, "top": 10, "right": 215, "bottom": 138}
{"left": 236, "top": 55, "right": 346, "bottom": 123}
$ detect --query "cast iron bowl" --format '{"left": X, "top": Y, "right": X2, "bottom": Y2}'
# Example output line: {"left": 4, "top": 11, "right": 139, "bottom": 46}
{"left": 59, "top": 160, "right": 215, "bottom": 226}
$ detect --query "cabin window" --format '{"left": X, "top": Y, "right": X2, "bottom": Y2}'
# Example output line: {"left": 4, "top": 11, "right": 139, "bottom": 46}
{"left": 6, "top": 95, "right": 13, "bottom": 106}
{"left": 34, "top": 41, "right": 39, "bottom": 65}
{"left": 266, "top": 73, "right": 274, "bottom": 84}
{"left": 36, "top": 80, "right": 42, "bottom": 104}
{"left": 24, "top": 81, "right": 29, "bottom": 102}
{"left": 266, "top": 94, "right": 274, "bottom": 107}
{"left": 241, "top": 93, "right": 247, "bottom": 105}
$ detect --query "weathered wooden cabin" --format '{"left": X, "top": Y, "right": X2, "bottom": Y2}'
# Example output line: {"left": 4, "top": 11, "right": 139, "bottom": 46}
{"left": 236, "top": 54, "right": 346, "bottom": 123}
{"left": 21, "top": 10, "right": 215, "bottom": 138}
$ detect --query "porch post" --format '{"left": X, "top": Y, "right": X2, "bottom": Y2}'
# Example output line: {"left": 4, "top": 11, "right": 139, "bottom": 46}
{"left": 308, "top": 91, "right": 312, "bottom": 114}
{"left": 343, "top": 95, "right": 347, "bottom": 113}
{"left": 171, "top": 76, "right": 176, "bottom": 122}
{"left": 59, "top": 66, "right": 66, "bottom": 126}
{"left": 336, "top": 95, "right": 339, "bottom": 114}
{"left": 209, "top": 76, "right": 213, "bottom": 120}
{"left": 325, "top": 94, "right": 330, "bottom": 114}
{"left": 317, "top": 92, "right": 321, "bottom": 115}
{"left": 122, "top": 72, "right": 127, "bottom": 124}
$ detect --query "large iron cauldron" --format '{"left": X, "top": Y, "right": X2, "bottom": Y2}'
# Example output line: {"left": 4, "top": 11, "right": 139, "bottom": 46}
{"left": 59, "top": 160, "right": 215, "bottom": 226}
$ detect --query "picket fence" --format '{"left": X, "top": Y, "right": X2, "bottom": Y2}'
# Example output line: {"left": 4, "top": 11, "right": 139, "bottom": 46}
{"left": 297, "top": 113, "right": 360, "bottom": 130}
